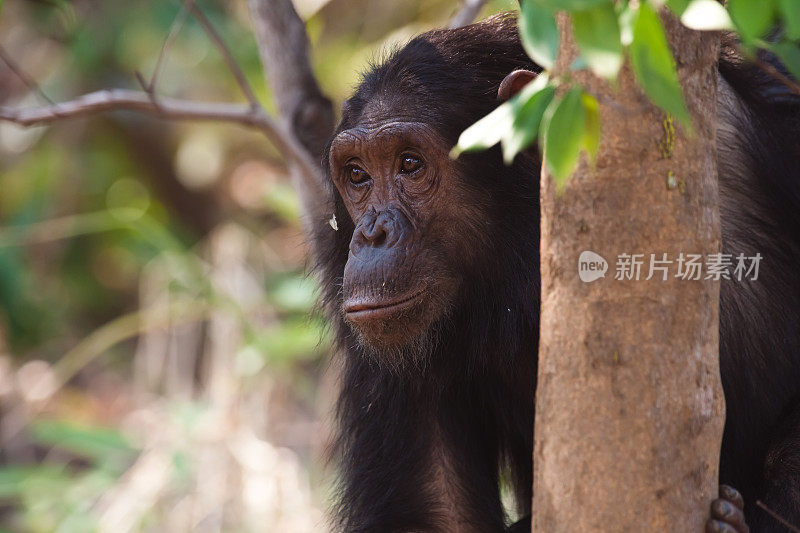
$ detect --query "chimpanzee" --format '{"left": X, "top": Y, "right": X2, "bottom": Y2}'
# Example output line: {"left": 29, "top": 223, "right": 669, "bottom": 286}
{"left": 313, "top": 12, "right": 800, "bottom": 532}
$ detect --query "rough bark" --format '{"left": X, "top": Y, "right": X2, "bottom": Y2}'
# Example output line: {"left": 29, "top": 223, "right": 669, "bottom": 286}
{"left": 247, "top": 0, "right": 336, "bottom": 232}
{"left": 247, "top": 0, "right": 334, "bottom": 162}
{"left": 449, "top": 0, "right": 487, "bottom": 29}
{"left": 532, "top": 12, "right": 725, "bottom": 531}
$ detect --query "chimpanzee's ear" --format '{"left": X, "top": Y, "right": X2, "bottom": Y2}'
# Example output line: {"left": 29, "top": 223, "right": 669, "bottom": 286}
{"left": 497, "top": 69, "right": 538, "bottom": 101}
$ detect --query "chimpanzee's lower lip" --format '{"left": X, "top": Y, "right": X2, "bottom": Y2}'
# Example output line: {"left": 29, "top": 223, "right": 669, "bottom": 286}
{"left": 344, "top": 290, "right": 425, "bottom": 318}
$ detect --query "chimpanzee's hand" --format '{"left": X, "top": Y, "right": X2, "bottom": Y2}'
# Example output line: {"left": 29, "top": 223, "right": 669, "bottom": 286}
{"left": 706, "top": 485, "right": 749, "bottom": 533}
{"left": 506, "top": 486, "right": 748, "bottom": 533}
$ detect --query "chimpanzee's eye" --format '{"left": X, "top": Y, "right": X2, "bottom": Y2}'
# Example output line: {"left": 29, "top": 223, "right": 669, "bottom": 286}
{"left": 345, "top": 164, "right": 371, "bottom": 185}
{"left": 399, "top": 153, "right": 423, "bottom": 174}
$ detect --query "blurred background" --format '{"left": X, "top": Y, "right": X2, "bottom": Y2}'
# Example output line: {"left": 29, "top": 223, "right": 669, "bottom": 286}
{"left": 0, "top": 0, "right": 514, "bottom": 531}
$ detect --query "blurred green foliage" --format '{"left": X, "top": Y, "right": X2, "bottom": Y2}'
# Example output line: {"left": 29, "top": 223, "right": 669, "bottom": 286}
{"left": 456, "top": 0, "right": 800, "bottom": 186}
{"left": 0, "top": 0, "right": 518, "bottom": 530}
{"left": 0, "top": 0, "right": 516, "bottom": 352}
{"left": 0, "top": 419, "right": 137, "bottom": 533}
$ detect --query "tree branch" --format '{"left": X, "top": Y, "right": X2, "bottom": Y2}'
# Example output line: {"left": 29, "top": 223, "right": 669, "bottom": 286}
{"left": 246, "top": 0, "right": 336, "bottom": 233}
{"left": 756, "top": 501, "right": 800, "bottom": 533}
{"left": 184, "top": 0, "right": 261, "bottom": 108}
{"left": 728, "top": 43, "right": 800, "bottom": 98}
{"left": 0, "top": 44, "right": 54, "bottom": 104}
{"left": 0, "top": 89, "right": 325, "bottom": 203}
{"left": 247, "top": 0, "right": 334, "bottom": 160}
{"left": 147, "top": 1, "right": 193, "bottom": 93}
{"left": 449, "top": 0, "right": 487, "bottom": 29}
{"left": 752, "top": 54, "right": 800, "bottom": 97}
{"left": 0, "top": 89, "right": 258, "bottom": 126}
{"left": 0, "top": 1, "right": 333, "bottom": 227}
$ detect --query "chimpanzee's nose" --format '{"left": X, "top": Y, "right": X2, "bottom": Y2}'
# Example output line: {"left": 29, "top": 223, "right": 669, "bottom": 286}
{"left": 351, "top": 206, "right": 410, "bottom": 254}
{"left": 360, "top": 212, "right": 388, "bottom": 247}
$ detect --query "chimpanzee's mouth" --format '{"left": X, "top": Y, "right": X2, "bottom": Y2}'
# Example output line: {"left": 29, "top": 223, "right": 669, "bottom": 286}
{"left": 344, "top": 289, "right": 425, "bottom": 319}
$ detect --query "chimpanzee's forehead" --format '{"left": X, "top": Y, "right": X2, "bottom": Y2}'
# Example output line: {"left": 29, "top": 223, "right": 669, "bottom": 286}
{"left": 342, "top": 85, "right": 449, "bottom": 130}
{"left": 330, "top": 120, "right": 447, "bottom": 154}
{"left": 334, "top": 120, "right": 438, "bottom": 142}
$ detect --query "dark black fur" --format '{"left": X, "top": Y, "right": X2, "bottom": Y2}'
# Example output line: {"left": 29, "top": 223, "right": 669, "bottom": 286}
{"left": 716, "top": 43, "right": 800, "bottom": 531}
{"left": 312, "top": 14, "right": 800, "bottom": 532}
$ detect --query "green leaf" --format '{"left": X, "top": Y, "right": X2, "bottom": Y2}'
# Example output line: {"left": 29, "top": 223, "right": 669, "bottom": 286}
{"left": 531, "top": 0, "right": 612, "bottom": 11}
{"left": 665, "top": 0, "right": 691, "bottom": 16}
{"left": 520, "top": 1, "right": 559, "bottom": 69}
{"left": 0, "top": 465, "right": 69, "bottom": 499}
{"left": 264, "top": 183, "right": 300, "bottom": 222}
{"left": 452, "top": 74, "right": 550, "bottom": 158}
{"left": 502, "top": 85, "right": 556, "bottom": 163}
{"left": 0, "top": 466, "right": 35, "bottom": 498}
{"left": 268, "top": 273, "right": 318, "bottom": 313}
{"left": 31, "top": 419, "right": 135, "bottom": 464}
{"left": 770, "top": 42, "right": 800, "bottom": 80}
{"left": 631, "top": 3, "right": 691, "bottom": 127}
{"left": 256, "top": 318, "right": 329, "bottom": 364}
{"left": 680, "top": 0, "right": 734, "bottom": 30}
{"left": 451, "top": 101, "right": 515, "bottom": 157}
{"left": 572, "top": 3, "right": 623, "bottom": 79}
{"left": 542, "top": 88, "right": 586, "bottom": 186}
{"left": 619, "top": 3, "right": 636, "bottom": 46}
{"left": 778, "top": 0, "right": 800, "bottom": 40}
{"left": 729, "top": 0, "right": 774, "bottom": 41}
{"left": 582, "top": 92, "right": 601, "bottom": 160}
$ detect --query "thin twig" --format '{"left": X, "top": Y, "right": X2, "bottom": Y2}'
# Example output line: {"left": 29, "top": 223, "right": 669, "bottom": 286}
{"left": 733, "top": 43, "right": 800, "bottom": 98}
{"left": 0, "top": 44, "right": 55, "bottom": 104}
{"left": 134, "top": 69, "right": 163, "bottom": 111}
{"left": 756, "top": 500, "right": 800, "bottom": 533}
{"left": 751, "top": 54, "right": 800, "bottom": 97}
{"left": 0, "top": 89, "right": 323, "bottom": 191}
{"left": 149, "top": 0, "right": 193, "bottom": 93}
{"left": 0, "top": 90, "right": 259, "bottom": 125}
{"left": 449, "top": 0, "right": 487, "bottom": 29}
{"left": 134, "top": 71, "right": 151, "bottom": 94}
{"left": 247, "top": 0, "right": 335, "bottom": 227}
{"left": 247, "top": 0, "right": 334, "bottom": 158}
{"left": 0, "top": 1, "right": 330, "bottom": 225}
{"left": 183, "top": 0, "right": 260, "bottom": 108}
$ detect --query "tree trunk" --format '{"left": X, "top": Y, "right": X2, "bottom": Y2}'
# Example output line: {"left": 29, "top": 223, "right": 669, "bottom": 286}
{"left": 532, "top": 12, "right": 725, "bottom": 530}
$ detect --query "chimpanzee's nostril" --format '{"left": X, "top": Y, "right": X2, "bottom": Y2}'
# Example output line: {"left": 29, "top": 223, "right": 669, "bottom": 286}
{"left": 352, "top": 207, "right": 409, "bottom": 253}
{"left": 361, "top": 220, "right": 388, "bottom": 246}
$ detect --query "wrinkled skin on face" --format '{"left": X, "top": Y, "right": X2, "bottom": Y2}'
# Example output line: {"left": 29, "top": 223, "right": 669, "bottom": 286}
{"left": 328, "top": 119, "right": 480, "bottom": 351}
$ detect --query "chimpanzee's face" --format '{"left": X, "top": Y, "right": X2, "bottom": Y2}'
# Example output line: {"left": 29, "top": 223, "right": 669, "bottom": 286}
{"left": 328, "top": 119, "right": 483, "bottom": 352}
